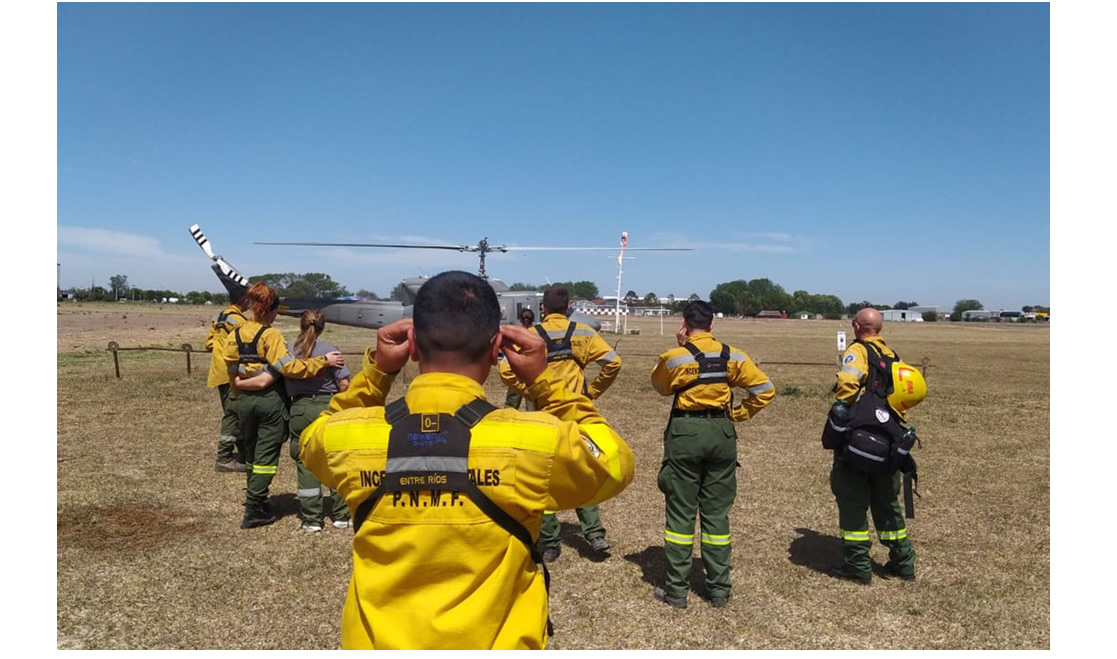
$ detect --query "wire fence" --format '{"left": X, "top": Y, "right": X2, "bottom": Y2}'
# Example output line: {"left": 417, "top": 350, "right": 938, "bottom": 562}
{"left": 105, "top": 341, "right": 932, "bottom": 379}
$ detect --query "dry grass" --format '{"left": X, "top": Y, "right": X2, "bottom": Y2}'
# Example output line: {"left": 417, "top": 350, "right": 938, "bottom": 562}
{"left": 57, "top": 303, "right": 1049, "bottom": 649}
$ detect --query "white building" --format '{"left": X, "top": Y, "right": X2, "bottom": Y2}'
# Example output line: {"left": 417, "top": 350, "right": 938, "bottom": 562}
{"left": 881, "top": 309, "right": 923, "bottom": 322}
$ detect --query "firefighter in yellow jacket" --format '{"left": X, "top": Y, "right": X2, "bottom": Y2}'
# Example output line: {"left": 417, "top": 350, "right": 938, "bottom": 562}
{"left": 301, "top": 271, "right": 635, "bottom": 650}
{"left": 205, "top": 295, "right": 250, "bottom": 472}
{"left": 498, "top": 285, "right": 622, "bottom": 560}
{"left": 221, "top": 283, "right": 344, "bottom": 529}
{"left": 650, "top": 300, "right": 775, "bottom": 608}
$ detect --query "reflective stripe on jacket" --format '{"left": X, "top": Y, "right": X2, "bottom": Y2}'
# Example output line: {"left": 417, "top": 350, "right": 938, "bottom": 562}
{"left": 499, "top": 314, "right": 622, "bottom": 400}
{"left": 220, "top": 319, "right": 330, "bottom": 385}
{"left": 205, "top": 305, "right": 246, "bottom": 388}
{"left": 651, "top": 331, "right": 775, "bottom": 421}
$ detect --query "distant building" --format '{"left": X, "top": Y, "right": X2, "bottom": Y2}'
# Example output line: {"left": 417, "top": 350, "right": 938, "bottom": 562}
{"left": 755, "top": 310, "right": 786, "bottom": 319}
{"left": 909, "top": 305, "right": 950, "bottom": 315}
{"left": 881, "top": 309, "right": 923, "bottom": 322}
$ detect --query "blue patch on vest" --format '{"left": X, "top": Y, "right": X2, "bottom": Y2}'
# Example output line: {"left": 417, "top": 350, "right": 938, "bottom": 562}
{"left": 407, "top": 431, "right": 448, "bottom": 448}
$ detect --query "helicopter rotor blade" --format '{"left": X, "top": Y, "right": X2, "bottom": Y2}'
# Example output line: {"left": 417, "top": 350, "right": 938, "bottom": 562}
{"left": 255, "top": 241, "right": 470, "bottom": 252}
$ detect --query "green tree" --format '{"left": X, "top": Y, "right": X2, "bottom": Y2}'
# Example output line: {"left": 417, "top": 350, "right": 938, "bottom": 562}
{"left": 922, "top": 311, "right": 939, "bottom": 322}
{"left": 893, "top": 301, "right": 919, "bottom": 310}
{"left": 390, "top": 283, "right": 409, "bottom": 302}
{"left": 644, "top": 292, "right": 659, "bottom": 305}
{"left": 355, "top": 289, "right": 381, "bottom": 300}
{"left": 625, "top": 289, "right": 638, "bottom": 300}
{"left": 109, "top": 274, "right": 129, "bottom": 300}
{"left": 185, "top": 291, "right": 207, "bottom": 305}
{"left": 508, "top": 282, "right": 537, "bottom": 291}
{"left": 551, "top": 281, "right": 599, "bottom": 300}
{"left": 950, "top": 299, "right": 983, "bottom": 322}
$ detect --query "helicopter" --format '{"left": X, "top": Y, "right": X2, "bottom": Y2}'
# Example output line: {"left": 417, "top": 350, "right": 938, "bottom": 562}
{"left": 189, "top": 224, "right": 691, "bottom": 331}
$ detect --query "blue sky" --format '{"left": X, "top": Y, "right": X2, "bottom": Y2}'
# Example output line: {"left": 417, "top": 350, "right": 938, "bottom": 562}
{"left": 55, "top": 2, "right": 1050, "bottom": 309}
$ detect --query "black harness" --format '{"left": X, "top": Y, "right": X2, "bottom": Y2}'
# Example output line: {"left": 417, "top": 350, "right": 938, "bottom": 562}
{"left": 672, "top": 342, "right": 731, "bottom": 412}
{"left": 350, "top": 398, "right": 554, "bottom": 635}
{"left": 233, "top": 326, "right": 267, "bottom": 365}
{"left": 535, "top": 322, "right": 590, "bottom": 396}
{"left": 216, "top": 308, "right": 244, "bottom": 334}
{"left": 534, "top": 322, "right": 585, "bottom": 369}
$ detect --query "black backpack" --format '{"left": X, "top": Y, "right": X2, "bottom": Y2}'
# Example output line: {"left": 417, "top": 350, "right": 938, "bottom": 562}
{"left": 832, "top": 342, "right": 918, "bottom": 476}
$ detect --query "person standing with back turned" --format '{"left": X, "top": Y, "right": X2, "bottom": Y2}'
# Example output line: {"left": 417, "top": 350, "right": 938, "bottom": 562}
{"left": 222, "top": 283, "right": 344, "bottom": 529}
{"left": 825, "top": 307, "right": 926, "bottom": 584}
{"left": 204, "top": 292, "right": 250, "bottom": 472}
{"left": 650, "top": 300, "right": 775, "bottom": 609}
{"left": 500, "top": 285, "right": 623, "bottom": 561}
{"left": 300, "top": 271, "right": 635, "bottom": 649}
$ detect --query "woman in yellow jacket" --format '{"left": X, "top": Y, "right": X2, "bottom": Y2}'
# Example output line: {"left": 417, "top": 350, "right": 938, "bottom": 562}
{"left": 223, "top": 283, "right": 344, "bottom": 529}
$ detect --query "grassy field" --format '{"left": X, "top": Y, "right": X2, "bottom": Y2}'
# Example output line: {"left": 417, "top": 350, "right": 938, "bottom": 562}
{"left": 56, "top": 301, "right": 1050, "bottom": 649}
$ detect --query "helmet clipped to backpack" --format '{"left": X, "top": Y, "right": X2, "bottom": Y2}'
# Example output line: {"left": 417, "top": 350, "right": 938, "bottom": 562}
{"left": 887, "top": 362, "right": 927, "bottom": 414}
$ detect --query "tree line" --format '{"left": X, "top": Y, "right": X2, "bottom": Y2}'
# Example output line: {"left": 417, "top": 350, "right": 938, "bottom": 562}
{"left": 63, "top": 273, "right": 1047, "bottom": 321}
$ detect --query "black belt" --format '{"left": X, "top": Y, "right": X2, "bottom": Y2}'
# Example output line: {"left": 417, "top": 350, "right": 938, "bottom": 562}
{"left": 670, "top": 408, "right": 729, "bottom": 419}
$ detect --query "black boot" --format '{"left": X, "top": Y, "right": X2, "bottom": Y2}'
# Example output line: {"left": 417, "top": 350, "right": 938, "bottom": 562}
{"left": 828, "top": 564, "right": 871, "bottom": 585}
{"left": 241, "top": 503, "right": 277, "bottom": 529}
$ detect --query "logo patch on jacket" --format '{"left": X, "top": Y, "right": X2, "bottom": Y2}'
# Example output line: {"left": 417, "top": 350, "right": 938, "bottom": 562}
{"left": 844, "top": 353, "right": 856, "bottom": 364}
{"left": 875, "top": 408, "right": 891, "bottom": 423}
{"left": 420, "top": 414, "right": 440, "bottom": 433}
{"left": 582, "top": 435, "right": 602, "bottom": 458}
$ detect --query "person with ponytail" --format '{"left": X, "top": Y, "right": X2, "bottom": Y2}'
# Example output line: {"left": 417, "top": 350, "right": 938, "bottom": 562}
{"left": 284, "top": 310, "right": 351, "bottom": 532}
{"left": 222, "top": 283, "right": 345, "bottom": 529}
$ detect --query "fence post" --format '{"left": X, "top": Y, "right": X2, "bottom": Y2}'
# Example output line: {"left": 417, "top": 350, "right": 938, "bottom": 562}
{"left": 182, "top": 344, "right": 193, "bottom": 375}
{"left": 108, "top": 341, "right": 120, "bottom": 379}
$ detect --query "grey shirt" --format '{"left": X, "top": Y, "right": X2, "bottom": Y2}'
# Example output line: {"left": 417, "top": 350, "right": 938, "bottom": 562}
{"left": 283, "top": 340, "right": 351, "bottom": 398}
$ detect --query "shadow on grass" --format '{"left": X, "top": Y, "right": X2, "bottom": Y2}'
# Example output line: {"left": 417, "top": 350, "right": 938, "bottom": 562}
{"left": 268, "top": 493, "right": 299, "bottom": 521}
{"left": 556, "top": 521, "right": 610, "bottom": 563}
{"left": 787, "top": 527, "right": 843, "bottom": 574}
{"left": 623, "top": 545, "right": 707, "bottom": 596}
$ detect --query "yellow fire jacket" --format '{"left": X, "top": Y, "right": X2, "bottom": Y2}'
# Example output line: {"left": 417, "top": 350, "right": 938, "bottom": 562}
{"left": 300, "top": 362, "right": 635, "bottom": 650}
{"left": 204, "top": 305, "right": 247, "bottom": 388}
{"left": 219, "top": 319, "right": 331, "bottom": 384}
{"left": 499, "top": 314, "right": 622, "bottom": 399}
{"left": 651, "top": 331, "right": 775, "bottom": 421}
{"left": 834, "top": 335, "right": 905, "bottom": 417}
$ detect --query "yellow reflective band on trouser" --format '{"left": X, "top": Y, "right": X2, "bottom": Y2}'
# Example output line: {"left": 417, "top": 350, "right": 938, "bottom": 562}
{"left": 664, "top": 530, "right": 695, "bottom": 545}
{"left": 252, "top": 465, "right": 277, "bottom": 475}
{"left": 700, "top": 533, "right": 731, "bottom": 546}
{"left": 878, "top": 528, "right": 908, "bottom": 541}
{"left": 840, "top": 529, "right": 871, "bottom": 542}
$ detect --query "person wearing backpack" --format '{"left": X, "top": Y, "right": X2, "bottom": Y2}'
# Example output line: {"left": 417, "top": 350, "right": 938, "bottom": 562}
{"left": 499, "top": 285, "right": 623, "bottom": 561}
{"left": 824, "top": 307, "right": 927, "bottom": 584}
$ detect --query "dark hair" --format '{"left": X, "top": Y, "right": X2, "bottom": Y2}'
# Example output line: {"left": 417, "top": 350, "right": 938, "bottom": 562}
{"left": 542, "top": 286, "right": 570, "bottom": 314}
{"left": 519, "top": 308, "right": 535, "bottom": 322}
{"left": 413, "top": 271, "right": 501, "bottom": 362}
{"left": 683, "top": 300, "right": 714, "bottom": 330}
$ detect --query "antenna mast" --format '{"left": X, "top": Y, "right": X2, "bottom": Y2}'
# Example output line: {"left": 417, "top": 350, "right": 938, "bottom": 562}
{"left": 615, "top": 232, "right": 628, "bottom": 331}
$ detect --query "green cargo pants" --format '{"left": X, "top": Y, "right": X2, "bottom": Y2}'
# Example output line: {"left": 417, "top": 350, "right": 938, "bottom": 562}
{"left": 657, "top": 415, "right": 738, "bottom": 601}
{"left": 830, "top": 455, "right": 915, "bottom": 578}
{"left": 288, "top": 394, "right": 348, "bottom": 525}
{"left": 216, "top": 383, "right": 245, "bottom": 464}
{"left": 238, "top": 387, "right": 288, "bottom": 506}
{"left": 539, "top": 506, "right": 605, "bottom": 546}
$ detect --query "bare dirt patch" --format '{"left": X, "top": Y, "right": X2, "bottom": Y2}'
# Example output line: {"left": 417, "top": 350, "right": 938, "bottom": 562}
{"left": 58, "top": 503, "right": 207, "bottom": 552}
